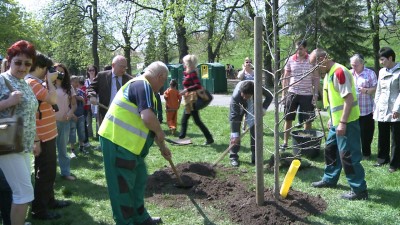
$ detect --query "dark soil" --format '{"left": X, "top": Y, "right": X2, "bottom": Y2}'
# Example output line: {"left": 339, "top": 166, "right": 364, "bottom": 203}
{"left": 146, "top": 162, "right": 327, "bottom": 225}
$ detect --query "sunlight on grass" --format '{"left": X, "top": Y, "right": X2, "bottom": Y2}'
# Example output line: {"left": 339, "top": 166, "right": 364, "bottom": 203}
{"left": 27, "top": 104, "right": 400, "bottom": 224}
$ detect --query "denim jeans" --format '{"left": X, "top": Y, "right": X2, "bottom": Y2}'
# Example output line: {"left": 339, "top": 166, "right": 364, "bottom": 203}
{"left": 56, "top": 121, "right": 71, "bottom": 176}
{"left": 69, "top": 116, "right": 85, "bottom": 145}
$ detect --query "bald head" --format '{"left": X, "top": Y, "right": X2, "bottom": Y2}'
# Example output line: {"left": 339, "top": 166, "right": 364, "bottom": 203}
{"left": 144, "top": 61, "right": 169, "bottom": 92}
{"left": 112, "top": 55, "right": 127, "bottom": 76}
{"left": 310, "top": 48, "right": 331, "bottom": 75}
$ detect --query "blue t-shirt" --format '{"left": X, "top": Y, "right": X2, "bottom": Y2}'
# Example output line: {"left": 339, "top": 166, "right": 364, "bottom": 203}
{"left": 74, "top": 88, "right": 85, "bottom": 117}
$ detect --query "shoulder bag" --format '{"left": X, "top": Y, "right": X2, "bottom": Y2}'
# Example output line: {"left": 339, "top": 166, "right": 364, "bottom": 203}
{"left": 0, "top": 77, "right": 24, "bottom": 155}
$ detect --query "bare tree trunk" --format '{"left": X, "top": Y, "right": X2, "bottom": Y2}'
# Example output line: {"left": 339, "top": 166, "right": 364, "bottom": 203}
{"left": 272, "top": 0, "right": 280, "bottom": 199}
{"left": 122, "top": 27, "right": 132, "bottom": 75}
{"left": 367, "top": 0, "right": 381, "bottom": 74}
{"left": 160, "top": 0, "right": 169, "bottom": 64}
{"left": 264, "top": 1, "right": 273, "bottom": 88}
{"left": 91, "top": 0, "right": 100, "bottom": 70}
{"left": 207, "top": 0, "right": 217, "bottom": 63}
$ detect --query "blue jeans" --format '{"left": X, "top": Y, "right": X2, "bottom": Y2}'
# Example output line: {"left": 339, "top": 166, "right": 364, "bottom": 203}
{"left": 322, "top": 120, "right": 367, "bottom": 193}
{"left": 69, "top": 116, "right": 85, "bottom": 145}
{"left": 56, "top": 121, "right": 71, "bottom": 176}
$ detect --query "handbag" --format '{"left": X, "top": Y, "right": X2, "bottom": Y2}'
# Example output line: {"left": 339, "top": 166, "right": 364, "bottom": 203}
{"left": 195, "top": 88, "right": 213, "bottom": 110}
{"left": 0, "top": 77, "right": 24, "bottom": 155}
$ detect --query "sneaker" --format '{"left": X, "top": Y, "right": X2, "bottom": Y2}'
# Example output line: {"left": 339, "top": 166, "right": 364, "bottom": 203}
{"left": 83, "top": 142, "right": 91, "bottom": 148}
{"left": 311, "top": 180, "right": 336, "bottom": 188}
{"left": 341, "top": 190, "right": 368, "bottom": 200}
{"left": 230, "top": 159, "right": 240, "bottom": 167}
{"left": 279, "top": 144, "right": 288, "bottom": 151}
{"left": 70, "top": 149, "right": 77, "bottom": 158}
{"left": 79, "top": 146, "right": 89, "bottom": 154}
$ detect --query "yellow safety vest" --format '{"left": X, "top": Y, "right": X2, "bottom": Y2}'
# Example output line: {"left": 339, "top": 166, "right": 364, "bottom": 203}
{"left": 98, "top": 76, "right": 157, "bottom": 155}
{"left": 323, "top": 63, "right": 360, "bottom": 126}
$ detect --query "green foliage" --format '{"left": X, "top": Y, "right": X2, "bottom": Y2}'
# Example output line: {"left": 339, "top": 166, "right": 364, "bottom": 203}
{"left": 144, "top": 30, "right": 157, "bottom": 67}
{"left": 286, "top": 0, "right": 371, "bottom": 65}
{"left": 0, "top": 0, "right": 44, "bottom": 56}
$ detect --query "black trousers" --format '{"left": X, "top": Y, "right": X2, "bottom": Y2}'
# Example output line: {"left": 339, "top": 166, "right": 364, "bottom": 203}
{"left": 0, "top": 169, "right": 12, "bottom": 225}
{"left": 179, "top": 110, "right": 212, "bottom": 140}
{"left": 377, "top": 121, "right": 400, "bottom": 169}
{"left": 32, "top": 138, "right": 58, "bottom": 215}
{"left": 359, "top": 113, "right": 375, "bottom": 157}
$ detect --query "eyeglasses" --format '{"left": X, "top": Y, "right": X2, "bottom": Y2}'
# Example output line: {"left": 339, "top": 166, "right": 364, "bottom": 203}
{"left": 13, "top": 60, "right": 32, "bottom": 67}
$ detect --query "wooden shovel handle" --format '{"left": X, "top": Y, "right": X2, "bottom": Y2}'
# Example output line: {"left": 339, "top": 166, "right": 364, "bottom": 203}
{"left": 167, "top": 158, "right": 184, "bottom": 185}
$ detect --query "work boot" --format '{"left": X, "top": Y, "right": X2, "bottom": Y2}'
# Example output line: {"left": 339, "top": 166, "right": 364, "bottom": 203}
{"left": 341, "top": 190, "right": 368, "bottom": 200}
{"left": 138, "top": 217, "right": 163, "bottom": 225}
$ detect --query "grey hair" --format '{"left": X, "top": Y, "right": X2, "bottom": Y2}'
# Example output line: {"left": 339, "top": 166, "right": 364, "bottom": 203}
{"left": 112, "top": 55, "right": 126, "bottom": 64}
{"left": 350, "top": 54, "right": 365, "bottom": 65}
{"left": 182, "top": 54, "right": 198, "bottom": 69}
{"left": 312, "top": 48, "right": 327, "bottom": 58}
{"left": 145, "top": 61, "right": 168, "bottom": 77}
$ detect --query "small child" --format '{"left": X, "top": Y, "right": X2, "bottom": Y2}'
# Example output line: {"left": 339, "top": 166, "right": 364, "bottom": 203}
{"left": 69, "top": 75, "right": 88, "bottom": 157}
{"left": 163, "top": 79, "right": 182, "bottom": 135}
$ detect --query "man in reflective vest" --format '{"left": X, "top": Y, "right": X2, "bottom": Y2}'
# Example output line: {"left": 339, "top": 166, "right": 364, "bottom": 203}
{"left": 99, "top": 61, "right": 171, "bottom": 225}
{"left": 309, "top": 49, "right": 368, "bottom": 200}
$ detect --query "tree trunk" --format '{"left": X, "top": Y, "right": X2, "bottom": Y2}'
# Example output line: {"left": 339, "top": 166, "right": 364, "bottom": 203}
{"left": 367, "top": 0, "right": 381, "bottom": 73}
{"left": 91, "top": 0, "right": 100, "bottom": 71}
{"left": 122, "top": 27, "right": 132, "bottom": 75}
{"left": 264, "top": 1, "right": 273, "bottom": 88}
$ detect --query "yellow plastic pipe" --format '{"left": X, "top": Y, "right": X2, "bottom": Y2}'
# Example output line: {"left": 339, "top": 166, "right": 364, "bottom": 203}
{"left": 280, "top": 159, "right": 301, "bottom": 198}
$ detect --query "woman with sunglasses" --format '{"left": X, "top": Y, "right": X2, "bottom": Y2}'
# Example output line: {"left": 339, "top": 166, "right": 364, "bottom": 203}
{"left": 237, "top": 57, "right": 254, "bottom": 81}
{"left": 0, "top": 40, "right": 39, "bottom": 225}
{"left": 83, "top": 65, "right": 98, "bottom": 143}
{"left": 54, "top": 63, "right": 77, "bottom": 180}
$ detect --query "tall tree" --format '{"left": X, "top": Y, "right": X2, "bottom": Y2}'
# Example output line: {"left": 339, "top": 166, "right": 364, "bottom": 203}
{"left": 144, "top": 30, "right": 157, "bottom": 67}
{"left": 366, "top": 0, "right": 381, "bottom": 73}
{"left": 206, "top": 0, "right": 242, "bottom": 62}
{"left": 0, "top": 0, "right": 43, "bottom": 53}
{"left": 287, "top": 0, "right": 370, "bottom": 64}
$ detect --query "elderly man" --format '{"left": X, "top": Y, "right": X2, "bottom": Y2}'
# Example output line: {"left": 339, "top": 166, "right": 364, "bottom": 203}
{"left": 99, "top": 61, "right": 172, "bottom": 225}
{"left": 88, "top": 55, "right": 132, "bottom": 126}
{"left": 309, "top": 48, "right": 368, "bottom": 200}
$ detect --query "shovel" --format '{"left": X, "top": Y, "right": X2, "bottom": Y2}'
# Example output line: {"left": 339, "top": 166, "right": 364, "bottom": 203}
{"left": 166, "top": 158, "right": 193, "bottom": 189}
{"left": 212, "top": 127, "right": 249, "bottom": 167}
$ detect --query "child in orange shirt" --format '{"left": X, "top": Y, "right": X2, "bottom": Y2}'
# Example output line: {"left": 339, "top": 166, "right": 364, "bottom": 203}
{"left": 164, "top": 79, "right": 182, "bottom": 134}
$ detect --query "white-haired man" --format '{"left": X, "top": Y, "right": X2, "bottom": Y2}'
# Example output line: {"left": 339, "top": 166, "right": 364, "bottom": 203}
{"left": 88, "top": 55, "right": 132, "bottom": 125}
{"left": 99, "top": 61, "right": 172, "bottom": 225}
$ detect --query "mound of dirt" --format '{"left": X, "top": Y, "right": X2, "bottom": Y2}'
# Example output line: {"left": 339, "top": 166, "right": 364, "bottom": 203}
{"left": 146, "top": 162, "right": 327, "bottom": 225}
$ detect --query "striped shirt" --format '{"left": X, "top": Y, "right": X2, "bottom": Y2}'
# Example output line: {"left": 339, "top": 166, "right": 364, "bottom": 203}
{"left": 25, "top": 76, "right": 58, "bottom": 142}
{"left": 351, "top": 67, "right": 377, "bottom": 116}
{"left": 285, "top": 54, "right": 315, "bottom": 95}
{"left": 182, "top": 70, "right": 202, "bottom": 91}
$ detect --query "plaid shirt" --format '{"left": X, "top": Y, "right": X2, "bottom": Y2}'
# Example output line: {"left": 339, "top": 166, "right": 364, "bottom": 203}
{"left": 351, "top": 67, "right": 377, "bottom": 116}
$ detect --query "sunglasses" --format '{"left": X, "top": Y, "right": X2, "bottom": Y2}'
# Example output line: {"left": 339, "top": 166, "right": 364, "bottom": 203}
{"left": 13, "top": 60, "right": 32, "bottom": 67}
{"left": 88, "top": 69, "right": 95, "bottom": 72}
{"left": 245, "top": 61, "right": 251, "bottom": 64}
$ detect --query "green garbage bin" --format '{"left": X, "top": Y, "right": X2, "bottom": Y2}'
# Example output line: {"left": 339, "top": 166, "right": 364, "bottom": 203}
{"left": 197, "top": 63, "right": 227, "bottom": 94}
{"left": 167, "top": 64, "right": 184, "bottom": 91}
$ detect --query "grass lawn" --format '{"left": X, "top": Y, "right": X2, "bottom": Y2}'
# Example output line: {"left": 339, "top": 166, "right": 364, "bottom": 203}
{"left": 25, "top": 105, "right": 400, "bottom": 225}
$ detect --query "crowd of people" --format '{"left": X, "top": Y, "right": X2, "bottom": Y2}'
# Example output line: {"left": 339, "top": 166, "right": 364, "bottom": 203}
{"left": 0, "top": 38, "right": 399, "bottom": 224}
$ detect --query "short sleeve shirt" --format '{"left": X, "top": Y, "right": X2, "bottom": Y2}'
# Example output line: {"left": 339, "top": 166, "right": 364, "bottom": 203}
{"left": 126, "top": 79, "right": 156, "bottom": 137}
{"left": 0, "top": 72, "right": 38, "bottom": 152}
{"left": 332, "top": 65, "right": 353, "bottom": 98}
